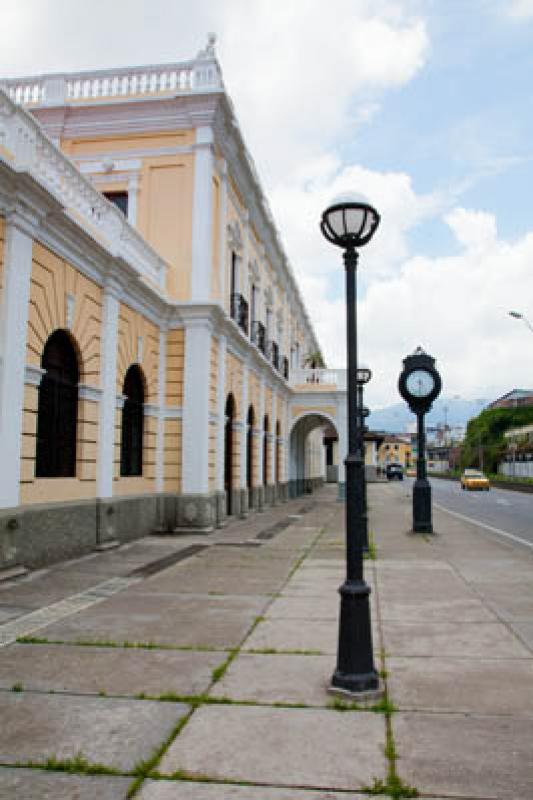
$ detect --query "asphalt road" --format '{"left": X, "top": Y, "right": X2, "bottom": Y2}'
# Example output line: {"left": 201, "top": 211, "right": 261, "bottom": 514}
{"left": 401, "top": 476, "right": 533, "bottom": 550}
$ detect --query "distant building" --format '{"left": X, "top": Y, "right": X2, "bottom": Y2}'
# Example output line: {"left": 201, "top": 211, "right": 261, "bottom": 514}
{"left": 489, "top": 390, "right": 533, "bottom": 410}
{"left": 377, "top": 434, "right": 412, "bottom": 469}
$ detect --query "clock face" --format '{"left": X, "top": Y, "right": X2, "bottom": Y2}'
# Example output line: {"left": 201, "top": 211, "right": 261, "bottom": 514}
{"left": 405, "top": 369, "right": 435, "bottom": 398}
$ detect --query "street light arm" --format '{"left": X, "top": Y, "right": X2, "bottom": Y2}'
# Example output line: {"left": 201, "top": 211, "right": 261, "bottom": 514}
{"left": 508, "top": 310, "right": 533, "bottom": 334}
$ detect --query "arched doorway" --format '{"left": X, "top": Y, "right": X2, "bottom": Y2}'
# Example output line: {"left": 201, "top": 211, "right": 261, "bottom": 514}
{"left": 225, "top": 394, "right": 236, "bottom": 515}
{"left": 247, "top": 405, "right": 255, "bottom": 507}
{"left": 36, "top": 330, "right": 80, "bottom": 478}
{"left": 263, "top": 415, "right": 269, "bottom": 487}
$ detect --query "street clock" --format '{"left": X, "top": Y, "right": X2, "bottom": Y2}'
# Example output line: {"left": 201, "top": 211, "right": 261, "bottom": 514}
{"left": 398, "top": 347, "right": 442, "bottom": 534}
{"left": 398, "top": 348, "right": 441, "bottom": 413}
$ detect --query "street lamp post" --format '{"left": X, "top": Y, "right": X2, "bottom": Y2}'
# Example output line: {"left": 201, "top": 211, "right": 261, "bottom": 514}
{"left": 357, "top": 368, "right": 372, "bottom": 550}
{"left": 320, "top": 199, "right": 380, "bottom": 694}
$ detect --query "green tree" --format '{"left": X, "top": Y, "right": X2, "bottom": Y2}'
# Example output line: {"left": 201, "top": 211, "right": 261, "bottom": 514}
{"left": 461, "top": 406, "right": 533, "bottom": 473}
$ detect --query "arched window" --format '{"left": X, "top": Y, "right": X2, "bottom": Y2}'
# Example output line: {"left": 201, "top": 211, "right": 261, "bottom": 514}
{"left": 247, "top": 405, "right": 255, "bottom": 490}
{"left": 120, "top": 365, "right": 145, "bottom": 477}
{"left": 225, "top": 394, "right": 236, "bottom": 515}
{"left": 36, "top": 330, "right": 79, "bottom": 478}
{"left": 263, "top": 415, "right": 269, "bottom": 486}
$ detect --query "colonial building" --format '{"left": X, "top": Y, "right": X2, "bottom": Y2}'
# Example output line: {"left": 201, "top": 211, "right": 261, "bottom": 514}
{"left": 0, "top": 38, "right": 350, "bottom": 571}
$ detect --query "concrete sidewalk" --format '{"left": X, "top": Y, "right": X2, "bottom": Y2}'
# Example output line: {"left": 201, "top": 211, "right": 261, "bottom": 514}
{"left": 0, "top": 482, "right": 532, "bottom": 798}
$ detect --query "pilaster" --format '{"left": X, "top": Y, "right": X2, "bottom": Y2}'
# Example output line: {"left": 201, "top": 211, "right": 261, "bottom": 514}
{"left": 0, "top": 217, "right": 34, "bottom": 509}
{"left": 218, "top": 160, "right": 228, "bottom": 306}
{"left": 216, "top": 334, "right": 227, "bottom": 492}
{"left": 156, "top": 325, "right": 167, "bottom": 492}
{"left": 181, "top": 317, "right": 212, "bottom": 493}
{"left": 191, "top": 126, "right": 214, "bottom": 302}
{"left": 240, "top": 361, "right": 249, "bottom": 491}
{"left": 97, "top": 281, "right": 120, "bottom": 498}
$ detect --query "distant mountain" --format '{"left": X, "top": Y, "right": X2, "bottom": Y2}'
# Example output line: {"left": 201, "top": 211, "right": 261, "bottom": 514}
{"left": 368, "top": 397, "right": 488, "bottom": 434}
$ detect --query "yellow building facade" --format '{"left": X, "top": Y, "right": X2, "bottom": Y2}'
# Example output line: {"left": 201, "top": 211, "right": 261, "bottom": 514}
{"left": 0, "top": 39, "right": 346, "bottom": 570}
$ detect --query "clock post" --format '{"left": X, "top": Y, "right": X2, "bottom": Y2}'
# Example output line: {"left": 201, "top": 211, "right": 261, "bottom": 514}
{"left": 398, "top": 347, "right": 442, "bottom": 534}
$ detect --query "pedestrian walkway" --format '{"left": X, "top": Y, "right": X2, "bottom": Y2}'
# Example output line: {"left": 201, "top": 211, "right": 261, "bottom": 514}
{"left": 0, "top": 482, "right": 532, "bottom": 798}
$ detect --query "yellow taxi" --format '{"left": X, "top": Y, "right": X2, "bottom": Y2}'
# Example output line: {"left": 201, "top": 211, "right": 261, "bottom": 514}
{"left": 460, "top": 469, "right": 490, "bottom": 491}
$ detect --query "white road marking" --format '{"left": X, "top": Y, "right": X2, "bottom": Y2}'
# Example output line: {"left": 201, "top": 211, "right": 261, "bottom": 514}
{"left": 434, "top": 503, "right": 533, "bottom": 551}
{"left": 496, "top": 498, "right": 510, "bottom": 506}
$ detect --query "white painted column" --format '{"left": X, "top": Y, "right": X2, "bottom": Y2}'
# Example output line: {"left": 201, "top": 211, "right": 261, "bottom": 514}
{"left": 0, "top": 218, "right": 33, "bottom": 509}
{"left": 240, "top": 362, "right": 249, "bottom": 489}
{"left": 216, "top": 334, "right": 227, "bottom": 492}
{"left": 270, "top": 391, "right": 277, "bottom": 486}
{"left": 258, "top": 377, "right": 265, "bottom": 486}
{"left": 155, "top": 326, "right": 167, "bottom": 492}
{"left": 191, "top": 126, "right": 214, "bottom": 302}
{"left": 97, "top": 283, "right": 120, "bottom": 498}
{"left": 218, "top": 161, "right": 228, "bottom": 308}
{"left": 181, "top": 318, "right": 212, "bottom": 494}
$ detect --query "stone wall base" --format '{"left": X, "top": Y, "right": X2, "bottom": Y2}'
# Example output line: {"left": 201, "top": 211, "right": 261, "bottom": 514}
{"left": 0, "top": 479, "right": 319, "bottom": 570}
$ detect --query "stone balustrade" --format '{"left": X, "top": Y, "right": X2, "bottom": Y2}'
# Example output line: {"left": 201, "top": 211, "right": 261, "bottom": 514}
{"left": 0, "top": 89, "right": 167, "bottom": 288}
{"left": 1, "top": 53, "right": 222, "bottom": 107}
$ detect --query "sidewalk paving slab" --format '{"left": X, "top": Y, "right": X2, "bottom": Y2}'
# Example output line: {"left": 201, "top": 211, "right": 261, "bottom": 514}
{"left": 0, "top": 693, "right": 188, "bottom": 771}
{"left": 34, "top": 592, "right": 267, "bottom": 648}
{"left": 394, "top": 711, "right": 533, "bottom": 799}
{"left": 137, "top": 781, "right": 386, "bottom": 799}
{"left": 387, "top": 656, "right": 533, "bottom": 714}
{"left": 381, "top": 619, "right": 531, "bottom": 658}
{"left": 0, "top": 769, "right": 132, "bottom": 800}
{"left": 0, "top": 643, "right": 225, "bottom": 697}
{"left": 210, "top": 652, "right": 333, "bottom": 706}
{"left": 158, "top": 705, "right": 387, "bottom": 790}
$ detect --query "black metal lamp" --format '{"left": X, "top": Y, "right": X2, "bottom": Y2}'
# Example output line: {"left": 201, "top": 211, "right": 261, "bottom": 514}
{"left": 356, "top": 369, "right": 372, "bottom": 550}
{"left": 320, "top": 197, "right": 380, "bottom": 695}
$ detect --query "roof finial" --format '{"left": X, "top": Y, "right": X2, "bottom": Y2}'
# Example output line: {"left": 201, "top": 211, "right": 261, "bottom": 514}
{"left": 198, "top": 33, "right": 217, "bottom": 59}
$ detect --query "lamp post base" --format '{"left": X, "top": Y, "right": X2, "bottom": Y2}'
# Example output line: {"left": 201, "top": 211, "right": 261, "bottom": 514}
{"left": 413, "top": 478, "right": 433, "bottom": 533}
{"left": 331, "top": 579, "right": 380, "bottom": 694}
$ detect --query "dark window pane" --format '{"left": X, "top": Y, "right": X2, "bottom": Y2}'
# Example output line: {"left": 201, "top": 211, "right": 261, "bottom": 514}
{"left": 120, "top": 365, "right": 144, "bottom": 477}
{"left": 103, "top": 191, "right": 129, "bottom": 217}
{"left": 36, "top": 330, "right": 79, "bottom": 478}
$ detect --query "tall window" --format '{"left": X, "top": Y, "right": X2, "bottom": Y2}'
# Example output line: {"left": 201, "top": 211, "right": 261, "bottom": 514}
{"left": 36, "top": 330, "right": 79, "bottom": 478}
{"left": 247, "top": 405, "right": 255, "bottom": 490}
{"left": 120, "top": 365, "right": 145, "bottom": 477}
{"left": 275, "top": 421, "right": 281, "bottom": 484}
{"left": 225, "top": 394, "right": 236, "bottom": 515}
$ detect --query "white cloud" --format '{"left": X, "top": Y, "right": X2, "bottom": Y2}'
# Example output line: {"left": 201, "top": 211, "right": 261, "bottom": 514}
{"left": 218, "top": 0, "right": 429, "bottom": 183}
{"left": 507, "top": 0, "right": 533, "bottom": 19}
{"left": 360, "top": 211, "right": 533, "bottom": 408}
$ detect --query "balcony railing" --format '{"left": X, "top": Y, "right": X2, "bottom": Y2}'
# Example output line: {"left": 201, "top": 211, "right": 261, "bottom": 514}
{"left": 0, "top": 88, "right": 167, "bottom": 288}
{"left": 251, "top": 320, "right": 266, "bottom": 354}
{"left": 230, "top": 293, "right": 249, "bottom": 336}
{"left": 271, "top": 341, "right": 280, "bottom": 370}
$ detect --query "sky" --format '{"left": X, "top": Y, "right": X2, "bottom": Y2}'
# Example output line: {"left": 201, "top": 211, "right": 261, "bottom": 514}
{"left": 1, "top": 0, "right": 533, "bottom": 410}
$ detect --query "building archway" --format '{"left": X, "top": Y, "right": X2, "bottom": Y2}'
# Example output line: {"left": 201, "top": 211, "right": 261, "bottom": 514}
{"left": 289, "top": 412, "right": 338, "bottom": 497}
{"left": 225, "top": 393, "right": 236, "bottom": 515}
